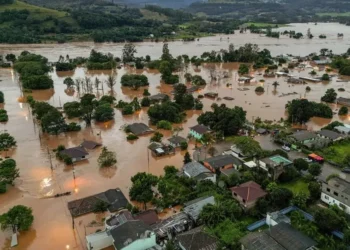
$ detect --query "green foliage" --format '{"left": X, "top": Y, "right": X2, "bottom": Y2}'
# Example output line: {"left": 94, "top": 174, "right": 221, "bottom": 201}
{"left": 180, "top": 141, "right": 188, "bottom": 150}
{"left": 63, "top": 77, "right": 75, "bottom": 88}
{"left": 98, "top": 147, "right": 117, "bottom": 168}
{"left": 121, "top": 74, "right": 149, "bottom": 89}
{"left": 0, "top": 91, "right": 4, "bottom": 103}
{"left": 291, "top": 192, "right": 308, "bottom": 209}
{"left": 238, "top": 64, "right": 249, "bottom": 74}
{"left": 339, "top": 106, "right": 348, "bottom": 116}
{"left": 94, "top": 103, "right": 114, "bottom": 122}
{"left": 0, "top": 159, "right": 19, "bottom": 186}
{"left": 86, "top": 50, "right": 116, "bottom": 70}
{"left": 126, "top": 134, "right": 139, "bottom": 140}
{"left": 321, "top": 88, "right": 337, "bottom": 103}
{"left": 99, "top": 96, "right": 116, "bottom": 104}
{"left": 183, "top": 152, "right": 192, "bottom": 164}
{"left": 122, "top": 105, "right": 134, "bottom": 115}
{"left": 314, "top": 208, "right": 346, "bottom": 233}
{"left": 129, "top": 172, "right": 158, "bottom": 208}
{"left": 22, "top": 75, "right": 53, "bottom": 89}
{"left": 321, "top": 73, "right": 330, "bottom": 81}
{"left": 148, "top": 101, "right": 184, "bottom": 124}
{"left": 143, "top": 89, "right": 150, "bottom": 96}
{"left": 0, "top": 133, "right": 16, "bottom": 152}
{"left": 293, "top": 158, "right": 309, "bottom": 171}
{"left": 308, "top": 163, "right": 322, "bottom": 177}
{"left": 0, "top": 205, "right": 34, "bottom": 232}
{"left": 56, "top": 62, "right": 76, "bottom": 71}
{"left": 308, "top": 181, "right": 321, "bottom": 201}
{"left": 63, "top": 101, "right": 82, "bottom": 118}
{"left": 41, "top": 109, "right": 66, "bottom": 134}
{"left": 93, "top": 201, "right": 109, "bottom": 213}
{"left": 141, "top": 97, "right": 151, "bottom": 107}
{"left": 306, "top": 86, "right": 311, "bottom": 91}
{"left": 122, "top": 43, "right": 137, "bottom": 63}
{"left": 322, "top": 121, "right": 344, "bottom": 131}
{"left": 255, "top": 86, "right": 265, "bottom": 93}
{"left": 221, "top": 172, "right": 240, "bottom": 187}
{"left": 150, "top": 132, "right": 164, "bottom": 143}
{"left": 198, "top": 104, "right": 246, "bottom": 136}
{"left": 191, "top": 75, "right": 206, "bottom": 85}
{"left": 156, "top": 120, "right": 172, "bottom": 130}
{"left": 66, "top": 122, "right": 81, "bottom": 132}
{"left": 174, "top": 84, "right": 195, "bottom": 110}
{"left": 0, "top": 109, "right": 8, "bottom": 122}
{"left": 232, "top": 136, "right": 262, "bottom": 157}
{"left": 286, "top": 99, "right": 333, "bottom": 123}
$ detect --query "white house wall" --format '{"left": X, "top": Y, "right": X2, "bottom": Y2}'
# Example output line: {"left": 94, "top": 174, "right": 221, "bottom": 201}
{"left": 86, "top": 231, "right": 113, "bottom": 250}
{"left": 321, "top": 193, "right": 350, "bottom": 214}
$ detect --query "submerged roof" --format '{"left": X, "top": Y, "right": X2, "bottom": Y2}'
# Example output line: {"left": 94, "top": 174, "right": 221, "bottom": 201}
{"left": 318, "top": 129, "right": 343, "bottom": 140}
{"left": 204, "top": 155, "right": 242, "bottom": 169}
{"left": 81, "top": 140, "right": 102, "bottom": 150}
{"left": 183, "top": 162, "right": 211, "bottom": 177}
{"left": 177, "top": 227, "right": 218, "bottom": 250}
{"left": 183, "top": 196, "right": 215, "bottom": 221}
{"left": 128, "top": 123, "right": 153, "bottom": 136}
{"left": 291, "top": 131, "right": 317, "bottom": 142}
{"left": 60, "top": 146, "right": 88, "bottom": 158}
{"left": 190, "top": 124, "right": 209, "bottom": 135}
{"left": 168, "top": 135, "right": 187, "bottom": 145}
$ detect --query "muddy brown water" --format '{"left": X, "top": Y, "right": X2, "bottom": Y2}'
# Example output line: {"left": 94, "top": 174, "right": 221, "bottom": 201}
{"left": 1, "top": 23, "right": 350, "bottom": 250}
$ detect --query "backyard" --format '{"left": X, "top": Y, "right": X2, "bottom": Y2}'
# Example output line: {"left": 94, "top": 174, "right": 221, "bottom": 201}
{"left": 279, "top": 179, "right": 310, "bottom": 196}
{"left": 317, "top": 139, "right": 350, "bottom": 167}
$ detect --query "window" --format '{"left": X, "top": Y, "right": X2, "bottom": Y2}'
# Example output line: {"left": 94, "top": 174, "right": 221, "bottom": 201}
{"left": 324, "top": 195, "right": 329, "bottom": 200}
{"left": 327, "top": 188, "right": 330, "bottom": 192}
{"left": 334, "top": 192, "right": 339, "bottom": 196}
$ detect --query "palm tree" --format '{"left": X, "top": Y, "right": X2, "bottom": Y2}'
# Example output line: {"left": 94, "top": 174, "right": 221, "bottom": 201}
{"left": 272, "top": 81, "right": 280, "bottom": 90}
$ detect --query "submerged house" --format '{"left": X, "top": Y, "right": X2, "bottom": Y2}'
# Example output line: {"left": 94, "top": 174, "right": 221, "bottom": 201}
{"left": 59, "top": 146, "right": 89, "bottom": 163}
{"left": 337, "top": 97, "right": 350, "bottom": 107}
{"left": 168, "top": 135, "right": 187, "bottom": 148}
{"left": 189, "top": 124, "right": 210, "bottom": 140}
{"left": 204, "top": 154, "right": 243, "bottom": 173}
{"left": 287, "top": 77, "right": 305, "bottom": 84}
{"left": 149, "top": 93, "right": 169, "bottom": 103}
{"left": 81, "top": 140, "right": 102, "bottom": 150}
{"left": 127, "top": 123, "right": 154, "bottom": 136}
{"left": 148, "top": 142, "right": 175, "bottom": 157}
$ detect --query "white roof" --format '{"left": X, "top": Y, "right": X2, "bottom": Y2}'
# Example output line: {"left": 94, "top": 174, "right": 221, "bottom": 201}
{"left": 244, "top": 161, "right": 257, "bottom": 168}
{"left": 155, "top": 148, "right": 164, "bottom": 154}
{"left": 335, "top": 126, "right": 350, "bottom": 133}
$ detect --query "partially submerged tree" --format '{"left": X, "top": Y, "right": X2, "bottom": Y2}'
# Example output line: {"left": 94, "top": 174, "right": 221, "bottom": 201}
{"left": 0, "top": 205, "right": 34, "bottom": 232}
{"left": 98, "top": 147, "right": 117, "bottom": 168}
{"left": 129, "top": 172, "right": 158, "bottom": 209}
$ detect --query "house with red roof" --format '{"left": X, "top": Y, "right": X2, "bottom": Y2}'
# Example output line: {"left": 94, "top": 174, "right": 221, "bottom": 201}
{"left": 230, "top": 181, "right": 267, "bottom": 210}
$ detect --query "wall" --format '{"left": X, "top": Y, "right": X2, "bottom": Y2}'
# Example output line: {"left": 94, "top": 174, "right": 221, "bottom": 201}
{"left": 86, "top": 231, "right": 113, "bottom": 250}
{"left": 122, "top": 233, "right": 157, "bottom": 250}
{"left": 321, "top": 193, "right": 350, "bottom": 214}
{"left": 189, "top": 130, "right": 202, "bottom": 140}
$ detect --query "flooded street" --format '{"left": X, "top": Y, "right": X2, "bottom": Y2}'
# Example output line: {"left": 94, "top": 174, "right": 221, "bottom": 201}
{"left": 0, "top": 22, "right": 350, "bottom": 250}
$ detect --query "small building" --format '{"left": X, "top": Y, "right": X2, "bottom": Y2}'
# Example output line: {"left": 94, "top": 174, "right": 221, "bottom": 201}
{"left": 203, "top": 154, "right": 243, "bottom": 173}
{"left": 299, "top": 76, "right": 321, "bottom": 83}
{"left": 183, "top": 162, "right": 216, "bottom": 183}
{"left": 81, "top": 140, "right": 102, "bottom": 150}
{"left": 183, "top": 196, "right": 215, "bottom": 223}
{"left": 256, "top": 128, "right": 268, "bottom": 135}
{"left": 266, "top": 211, "right": 291, "bottom": 227}
{"left": 321, "top": 177, "right": 350, "bottom": 214}
{"left": 149, "top": 93, "right": 169, "bottom": 103}
{"left": 238, "top": 77, "right": 252, "bottom": 83}
{"left": 176, "top": 227, "right": 218, "bottom": 250}
{"left": 290, "top": 131, "right": 318, "bottom": 145}
{"left": 337, "top": 97, "right": 350, "bottom": 107}
{"left": 189, "top": 124, "right": 210, "bottom": 140}
{"left": 287, "top": 77, "right": 305, "bottom": 84}
{"left": 168, "top": 135, "right": 187, "bottom": 148}
{"left": 60, "top": 146, "right": 89, "bottom": 163}
{"left": 317, "top": 129, "right": 344, "bottom": 141}
{"left": 241, "top": 222, "right": 317, "bottom": 250}
{"left": 152, "top": 212, "right": 192, "bottom": 239}
{"left": 109, "top": 220, "right": 158, "bottom": 250}
{"left": 204, "top": 92, "right": 218, "bottom": 99}
{"left": 314, "top": 59, "right": 332, "bottom": 65}
{"left": 148, "top": 142, "right": 175, "bottom": 157}
{"left": 258, "top": 155, "right": 293, "bottom": 180}
{"left": 220, "top": 167, "right": 241, "bottom": 178}
{"left": 335, "top": 125, "right": 350, "bottom": 135}
{"left": 128, "top": 123, "right": 154, "bottom": 136}
{"left": 231, "top": 181, "right": 267, "bottom": 209}
{"left": 68, "top": 188, "right": 129, "bottom": 217}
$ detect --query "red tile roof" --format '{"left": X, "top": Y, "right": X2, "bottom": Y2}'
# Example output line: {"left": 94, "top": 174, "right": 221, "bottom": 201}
{"left": 231, "top": 181, "right": 267, "bottom": 202}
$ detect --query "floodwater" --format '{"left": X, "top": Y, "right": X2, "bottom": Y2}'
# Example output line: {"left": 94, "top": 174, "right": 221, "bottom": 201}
{"left": 1, "top": 22, "right": 350, "bottom": 250}
{"left": 1, "top": 23, "right": 350, "bottom": 61}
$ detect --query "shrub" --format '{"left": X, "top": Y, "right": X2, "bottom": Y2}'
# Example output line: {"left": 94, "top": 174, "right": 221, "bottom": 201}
{"left": 338, "top": 88, "right": 345, "bottom": 92}
{"left": 306, "top": 86, "right": 311, "bottom": 91}
{"left": 180, "top": 141, "right": 188, "bottom": 150}
{"left": 127, "top": 134, "right": 139, "bottom": 140}
{"left": 122, "top": 105, "right": 134, "bottom": 115}
{"left": 255, "top": 86, "right": 265, "bottom": 93}
{"left": 339, "top": 106, "right": 348, "bottom": 116}
{"left": 0, "top": 91, "right": 4, "bottom": 103}
{"left": 0, "top": 109, "right": 8, "bottom": 122}
{"left": 66, "top": 122, "right": 81, "bottom": 132}
{"left": 141, "top": 97, "right": 151, "bottom": 107}
{"left": 143, "top": 89, "right": 150, "bottom": 96}
{"left": 157, "top": 120, "right": 172, "bottom": 130}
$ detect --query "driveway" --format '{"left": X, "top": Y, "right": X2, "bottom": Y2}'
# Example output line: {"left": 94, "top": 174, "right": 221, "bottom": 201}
{"left": 254, "top": 135, "right": 347, "bottom": 182}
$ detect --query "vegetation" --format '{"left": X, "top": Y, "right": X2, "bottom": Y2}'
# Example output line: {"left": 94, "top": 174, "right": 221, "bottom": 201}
{"left": 238, "top": 64, "right": 249, "bottom": 75}
{"left": 0, "top": 109, "right": 8, "bottom": 122}
{"left": 97, "top": 147, "right": 117, "bottom": 168}
{"left": 321, "top": 88, "right": 337, "bottom": 103}
{"left": 318, "top": 139, "right": 350, "bottom": 167}
{"left": 0, "top": 133, "right": 16, "bottom": 153}
{"left": 156, "top": 120, "right": 172, "bottom": 130}
{"left": 121, "top": 74, "right": 149, "bottom": 89}
{"left": 129, "top": 172, "right": 158, "bottom": 209}
{"left": 339, "top": 106, "right": 348, "bottom": 116}
{"left": 0, "top": 159, "right": 20, "bottom": 193}
{"left": 255, "top": 86, "right": 265, "bottom": 93}
{"left": 0, "top": 91, "right": 4, "bottom": 103}
{"left": 86, "top": 50, "right": 116, "bottom": 70}
{"left": 93, "top": 201, "right": 109, "bottom": 213}
{"left": 0, "top": 205, "right": 34, "bottom": 232}
{"left": 148, "top": 101, "right": 184, "bottom": 124}
{"left": 150, "top": 132, "right": 164, "bottom": 143}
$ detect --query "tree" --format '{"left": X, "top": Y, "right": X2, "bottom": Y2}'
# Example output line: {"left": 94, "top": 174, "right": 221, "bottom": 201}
{"left": 339, "top": 106, "right": 348, "bottom": 116}
{"left": 98, "top": 147, "right": 117, "bottom": 168}
{"left": 148, "top": 101, "right": 184, "bottom": 124}
{"left": 314, "top": 208, "right": 346, "bottom": 233}
{"left": 184, "top": 152, "right": 192, "bottom": 164}
{"left": 122, "top": 43, "right": 137, "bottom": 63}
{"left": 270, "top": 187, "right": 293, "bottom": 209}
{"left": 308, "top": 163, "right": 322, "bottom": 177}
{"left": 180, "top": 142, "right": 188, "bottom": 150}
{"left": 344, "top": 229, "right": 350, "bottom": 245}
{"left": 0, "top": 91, "right": 4, "bottom": 103}
{"left": 161, "top": 43, "right": 173, "bottom": 62}
{"left": 141, "top": 97, "right": 151, "bottom": 107}
{"left": 106, "top": 75, "right": 117, "bottom": 92}
{"left": 0, "top": 159, "right": 20, "bottom": 185}
{"left": 93, "top": 201, "right": 109, "bottom": 213}
{"left": 200, "top": 204, "right": 226, "bottom": 227}
{"left": 321, "top": 88, "right": 337, "bottom": 103}
{"left": 292, "top": 192, "right": 308, "bottom": 209}
{"left": 0, "top": 133, "right": 16, "bottom": 152}
{"left": 41, "top": 109, "right": 66, "bottom": 135}
{"left": 293, "top": 158, "right": 309, "bottom": 171}
{"left": 0, "top": 205, "right": 34, "bottom": 232}
{"left": 272, "top": 81, "right": 279, "bottom": 90}
{"left": 233, "top": 136, "right": 262, "bottom": 157}
{"left": 94, "top": 103, "right": 114, "bottom": 122}
{"left": 63, "top": 101, "right": 82, "bottom": 118}
{"left": 321, "top": 74, "right": 330, "bottom": 81}
{"left": 150, "top": 132, "right": 163, "bottom": 143}
{"left": 156, "top": 120, "right": 172, "bottom": 130}
{"left": 80, "top": 94, "right": 97, "bottom": 125}
{"left": 129, "top": 172, "right": 158, "bottom": 209}
{"left": 63, "top": 78, "right": 75, "bottom": 89}
{"left": 238, "top": 64, "right": 249, "bottom": 75}
{"left": 255, "top": 86, "right": 265, "bottom": 93}
{"left": 308, "top": 181, "right": 321, "bottom": 201}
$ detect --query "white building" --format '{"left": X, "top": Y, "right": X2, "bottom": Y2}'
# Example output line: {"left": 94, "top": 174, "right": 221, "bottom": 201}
{"left": 321, "top": 177, "right": 350, "bottom": 214}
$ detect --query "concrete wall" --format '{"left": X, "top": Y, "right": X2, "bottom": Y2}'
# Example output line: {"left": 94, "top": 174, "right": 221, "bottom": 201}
{"left": 122, "top": 233, "right": 157, "bottom": 250}
{"left": 86, "top": 231, "right": 113, "bottom": 250}
{"left": 321, "top": 193, "right": 350, "bottom": 214}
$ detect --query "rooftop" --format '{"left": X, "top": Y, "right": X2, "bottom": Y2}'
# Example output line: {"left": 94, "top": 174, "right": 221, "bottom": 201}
{"left": 168, "top": 135, "right": 187, "bottom": 145}
{"left": 241, "top": 231, "right": 285, "bottom": 250}
{"left": 335, "top": 126, "right": 350, "bottom": 134}
{"left": 128, "top": 123, "right": 153, "bottom": 136}
{"left": 204, "top": 154, "right": 242, "bottom": 170}
{"left": 67, "top": 188, "right": 129, "bottom": 217}
{"left": 337, "top": 97, "right": 350, "bottom": 106}
{"left": 60, "top": 146, "right": 89, "bottom": 158}
{"left": 256, "top": 128, "right": 268, "bottom": 134}
{"left": 176, "top": 227, "right": 218, "bottom": 250}
{"left": 105, "top": 210, "right": 133, "bottom": 227}
{"left": 190, "top": 124, "right": 209, "bottom": 135}
{"left": 109, "top": 220, "right": 152, "bottom": 250}
{"left": 149, "top": 93, "right": 169, "bottom": 101}
{"left": 231, "top": 181, "right": 267, "bottom": 203}
{"left": 183, "top": 162, "right": 212, "bottom": 178}
{"left": 291, "top": 131, "right": 317, "bottom": 142}
{"left": 134, "top": 210, "right": 160, "bottom": 226}
{"left": 80, "top": 140, "right": 102, "bottom": 150}
{"left": 318, "top": 129, "right": 343, "bottom": 140}
{"left": 326, "top": 177, "right": 350, "bottom": 196}
{"left": 220, "top": 167, "right": 241, "bottom": 177}
{"left": 183, "top": 196, "right": 215, "bottom": 221}
{"left": 261, "top": 155, "right": 292, "bottom": 168}
{"left": 152, "top": 212, "right": 190, "bottom": 238}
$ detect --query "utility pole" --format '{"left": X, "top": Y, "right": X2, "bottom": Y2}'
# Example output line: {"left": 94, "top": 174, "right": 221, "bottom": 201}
{"left": 147, "top": 148, "right": 150, "bottom": 173}
{"left": 47, "top": 147, "right": 53, "bottom": 171}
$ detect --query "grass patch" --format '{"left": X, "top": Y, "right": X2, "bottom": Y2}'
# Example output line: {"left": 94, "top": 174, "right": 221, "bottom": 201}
{"left": 317, "top": 140, "right": 350, "bottom": 166}
{"left": 316, "top": 12, "right": 350, "bottom": 17}
{"left": 244, "top": 22, "right": 288, "bottom": 28}
{"left": 140, "top": 9, "right": 168, "bottom": 21}
{"left": 279, "top": 179, "right": 309, "bottom": 196}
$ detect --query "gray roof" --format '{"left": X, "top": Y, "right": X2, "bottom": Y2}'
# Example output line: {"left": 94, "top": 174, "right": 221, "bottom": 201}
{"left": 241, "top": 222, "right": 316, "bottom": 250}
{"left": 256, "top": 128, "right": 267, "bottom": 134}
{"left": 176, "top": 227, "right": 218, "bottom": 250}
{"left": 183, "top": 196, "right": 215, "bottom": 221}
{"left": 267, "top": 222, "right": 316, "bottom": 250}
{"left": 60, "top": 146, "right": 88, "bottom": 158}
{"left": 109, "top": 220, "right": 153, "bottom": 249}
{"left": 337, "top": 97, "right": 350, "bottom": 106}
{"left": 168, "top": 135, "right": 187, "bottom": 145}
{"left": 220, "top": 168, "right": 241, "bottom": 177}
{"left": 318, "top": 129, "right": 343, "bottom": 140}
{"left": 106, "top": 210, "right": 133, "bottom": 227}
{"left": 128, "top": 123, "right": 153, "bottom": 136}
{"left": 184, "top": 162, "right": 211, "bottom": 178}
{"left": 327, "top": 177, "right": 350, "bottom": 196}
{"left": 81, "top": 140, "right": 102, "bottom": 150}
{"left": 204, "top": 155, "right": 242, "bottom": 169}
{"left": 149, "top": 93, "right": 169, "bottom": 101}
{"left": 291, "top": 131, "right": 317, "bottom": 142}
{"left": 190, "top": 124, "right": 209, "bottom": 135}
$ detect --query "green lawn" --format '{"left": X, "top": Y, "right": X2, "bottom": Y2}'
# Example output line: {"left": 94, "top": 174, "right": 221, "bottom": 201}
{"left": 317, "top": 12, "right": 350, "bottom": 17}
{"left": 317, "top": 141, "right": 350, "bottom": 166}
{"left": 279, "top": 179, "right": 309, "bottom": 196}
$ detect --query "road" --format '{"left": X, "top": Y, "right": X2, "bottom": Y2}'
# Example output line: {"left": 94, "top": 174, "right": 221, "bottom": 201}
{"left": 254, "top": 134, "right": 348, "bottom": 182}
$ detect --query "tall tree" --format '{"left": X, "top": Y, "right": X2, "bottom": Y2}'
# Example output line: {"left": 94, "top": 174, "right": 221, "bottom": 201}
{"left": 0, "top": 133, "right": 16, "bottom": 153}
{"left": 122, "top": 43, "right": 137, "bottom": 63}
{"left": 129, "top": 172, "right": 158, "bottom": 209}
{"left": 0, "top": 159, "right": 19, "bottom": 185}
{"left": 0, "top": 205, "right": 34, "bottom": 232}
{"left": 105, "top": 74, "right": 117, "bottom": 93}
